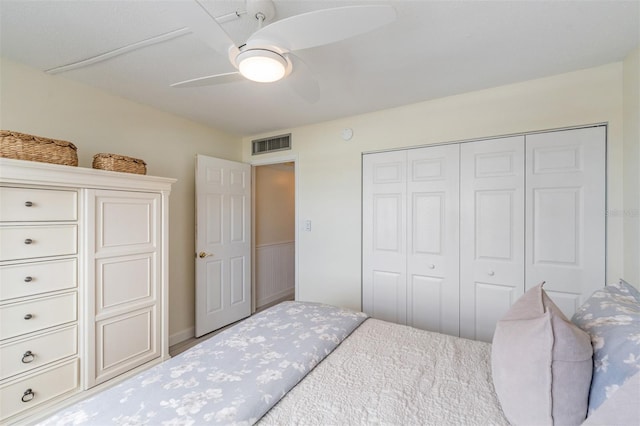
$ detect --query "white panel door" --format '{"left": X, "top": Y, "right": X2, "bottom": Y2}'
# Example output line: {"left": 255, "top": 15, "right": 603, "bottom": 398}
{"left": 525, "top": 127, "right": 606, "bottom": 317}
{"left": 460, "top": 136, "right": 525, "bottom": 342}
{"left": 362, "top": 150, "right": 407, "bottom": 324}
{"left": 407, "top": 145, "right": 460, "bottom": 335}
{"left": 196, "top": 155, "right": 251, "bottom": 337}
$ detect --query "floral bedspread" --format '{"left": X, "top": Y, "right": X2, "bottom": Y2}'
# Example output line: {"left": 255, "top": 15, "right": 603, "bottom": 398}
{"left": 40, "top": 301, "right": 368, "bottom": 425}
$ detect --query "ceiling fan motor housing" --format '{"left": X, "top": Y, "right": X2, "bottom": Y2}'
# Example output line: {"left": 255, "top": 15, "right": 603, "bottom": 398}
{"left": 246, "top": 0, "right": 276, "bottom": 24}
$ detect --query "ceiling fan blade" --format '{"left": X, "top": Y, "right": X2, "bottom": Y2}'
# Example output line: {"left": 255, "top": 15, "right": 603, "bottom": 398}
{"left": 178, "top": 0, "right": 240, "bottom": 57}
{"left": 286, "top": 54, "right": 320, "bottom": 103}
{"left": 171, "top": 72, "right": 243, "bottom": 88}
{"left": 247, "top": 5, "right": 396, "bottom": 52}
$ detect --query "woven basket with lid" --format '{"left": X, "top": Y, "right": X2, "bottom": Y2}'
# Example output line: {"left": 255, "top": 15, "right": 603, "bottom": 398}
{"left": 0, "top": 130, "right": 78, "bottom": 166}
{"left": 92, "top": 153, "right": 147, "bottom": 175}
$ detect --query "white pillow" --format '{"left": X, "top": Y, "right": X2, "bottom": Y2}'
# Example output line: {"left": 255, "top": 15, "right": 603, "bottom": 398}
{"left": 491, "top": 282, "right": 593, "bottom": 425}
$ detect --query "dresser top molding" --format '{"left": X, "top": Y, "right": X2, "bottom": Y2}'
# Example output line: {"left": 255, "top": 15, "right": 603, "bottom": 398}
{"left": 0, "top": 158, "right": 176, "bottom": 191}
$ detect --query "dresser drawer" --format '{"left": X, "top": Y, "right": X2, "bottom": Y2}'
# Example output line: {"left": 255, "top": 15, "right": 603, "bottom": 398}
{"left": 0, "top": 259, "right": 77, "bottom": 302}
{"left": 0, "top": 225, "right": 77, "bottom": 261}
{"left": 0, "top": 325, "right": 77, "bottom": 380}
{"left": 0, "top": 187, "right": 77, "bottom": 222}
{"left": 0, "top": 292, "right": 77, "bottom": 341}
{"left": 0, "top": 358, "right": 79, "bottom": 422}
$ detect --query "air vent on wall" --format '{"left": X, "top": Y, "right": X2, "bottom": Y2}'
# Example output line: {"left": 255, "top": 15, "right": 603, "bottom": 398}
{"left": 252, "top": 133, "right": 291, "bottom": 155}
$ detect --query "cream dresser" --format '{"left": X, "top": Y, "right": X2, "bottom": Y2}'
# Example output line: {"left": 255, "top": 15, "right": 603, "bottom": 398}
{"left": 0, "top": 158, "right": 175, "bottom": 424}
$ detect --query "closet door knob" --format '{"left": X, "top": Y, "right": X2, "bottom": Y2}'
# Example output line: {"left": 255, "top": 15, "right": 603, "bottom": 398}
{"left": 24, "top": 238, "right": 33, "bottom": 245}
{"left": 24, "top": 314, "right": 33, "bottom": 320}
{"left": 488, "top": 270, "right": 495, "bottom": 276}
{"left": 24, "top": 276, "right": 33, "bottom": 283}
{"left": 24, "top": 201, "right": 33, "bottom": 207}
{"left": 428, "top": 264, "right": 435, "bottom": 269}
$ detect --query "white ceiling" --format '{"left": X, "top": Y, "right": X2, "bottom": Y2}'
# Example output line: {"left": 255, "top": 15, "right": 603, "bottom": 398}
{"left": 1, "top": 0, "right": 638, "bottom": 137}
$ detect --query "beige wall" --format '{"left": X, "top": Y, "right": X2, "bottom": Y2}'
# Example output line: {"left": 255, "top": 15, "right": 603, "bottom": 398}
{"left": 255, "top": 165, "right": 295, "bottom": 246}
{"left": 0, "top": 58, "right": 242, "bottom": 341}
{"left": 3, "top": 54, "right": 636, "bottom": 342}
{"left": 623, "top": 47, "right": 640, "bottom": 286}
{"left": 243, "top": 62, "right": 632, "bottom": 311}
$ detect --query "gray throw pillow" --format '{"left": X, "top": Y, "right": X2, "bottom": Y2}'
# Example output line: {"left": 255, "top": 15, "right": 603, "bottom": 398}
{"left": 491, "top": 282, "right": 593, "bottom": 425}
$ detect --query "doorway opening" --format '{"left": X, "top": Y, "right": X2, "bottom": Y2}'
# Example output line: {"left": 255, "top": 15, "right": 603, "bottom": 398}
{"left": 253, "top": 162, "right": 296, "bottom": 312}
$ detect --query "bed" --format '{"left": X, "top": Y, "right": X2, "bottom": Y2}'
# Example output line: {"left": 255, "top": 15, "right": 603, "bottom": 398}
{"left": 39, "top": 280, "right": 640, "bottom": 426}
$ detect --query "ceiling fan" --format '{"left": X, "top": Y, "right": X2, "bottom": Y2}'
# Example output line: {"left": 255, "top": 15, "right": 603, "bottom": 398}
{"left": 171, "top": 0, "right": 397, "bottom": 102}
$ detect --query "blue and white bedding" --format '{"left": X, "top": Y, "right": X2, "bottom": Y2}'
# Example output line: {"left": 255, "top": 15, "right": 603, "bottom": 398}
{"left": 40, "top": 302, "right": 367, "bottom": 425}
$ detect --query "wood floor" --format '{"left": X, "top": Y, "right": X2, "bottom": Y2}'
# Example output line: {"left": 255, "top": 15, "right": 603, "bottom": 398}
{"left": 168, "top": 322, "right": 229, "bottom": 357}
{"left": 169, "top": 297, "right": 293, "bottom": 357}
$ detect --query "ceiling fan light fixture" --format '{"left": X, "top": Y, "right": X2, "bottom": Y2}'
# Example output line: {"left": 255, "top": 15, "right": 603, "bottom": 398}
{"left": 237, "top": 49, "right": 288, "bottom": 83}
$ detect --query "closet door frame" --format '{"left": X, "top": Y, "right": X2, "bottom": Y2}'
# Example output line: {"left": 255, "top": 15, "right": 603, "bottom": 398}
{"left": 362, "top": 124, "right": 606, "bottom": 341}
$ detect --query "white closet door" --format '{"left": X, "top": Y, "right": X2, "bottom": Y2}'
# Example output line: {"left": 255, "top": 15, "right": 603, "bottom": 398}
{"left": 406, "top": 145, "right": 460, "bottom": 335}
{"left": 525, "top": 127, "right": 606, "bottom": 317}
{"left": 362, "top": 151, "right": 407, "bottom": 324}
{"left": 460, "top": 136, "right": 525, "bottom": 342}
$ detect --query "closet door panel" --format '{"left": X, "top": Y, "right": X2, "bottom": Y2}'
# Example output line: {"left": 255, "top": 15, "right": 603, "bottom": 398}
{"left": 407, "top": 145, "right": 460, "bottom": 335}
{"left": 525, "top": 127, "right": 606, "bottom": 317}
{"left": 474, "top": 283, "right": 514, "bottom": 342}
{"left": 371, "top": 271, "right": 405, "bottom": 323}
{"left": 410, "top": 275, "right": 444, "bottom": 330}
{"left": 460, "top": 136, "right": 525, "bottom": 342}
{"left": 363, "top": 151, "right": 407, "bottom": 324}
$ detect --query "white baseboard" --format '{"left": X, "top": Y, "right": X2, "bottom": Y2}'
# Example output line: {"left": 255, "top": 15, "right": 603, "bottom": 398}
{"left": 169, "top": 327, "right": 195, "bottom": 347}
{"left": 257, "top": 289, "right": 295, "bottom": 309}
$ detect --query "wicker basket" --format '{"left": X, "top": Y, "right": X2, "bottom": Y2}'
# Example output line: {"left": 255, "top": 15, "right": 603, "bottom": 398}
{"left": 92, "top": 153, "right": 147, "bottom": 175}
{"left": 0, "top": 130, "right": 78, "bottom": 166}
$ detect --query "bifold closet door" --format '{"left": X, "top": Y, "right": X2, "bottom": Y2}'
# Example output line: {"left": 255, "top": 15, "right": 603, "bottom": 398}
{"left": 362, "top": 150, "right": 407, "bottom": 324}
{"left": 363, "top": 145, "right": 460, "bottom": 335}
{"left": 406, "top": 145, "right": 460, "bottom": 335}
{"left": 460, "top": 136, "right": 525, "bottom": 342}
{"left": 525, "top": 126, "right": 606, "bottom": 317}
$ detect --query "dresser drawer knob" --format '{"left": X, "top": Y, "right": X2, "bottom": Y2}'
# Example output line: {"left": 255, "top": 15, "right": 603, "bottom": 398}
{"left": 24, "top": 201, "right": 33, "bottom": 207}
{"left": 24, "top": 276, "right": 33, "bottom": 283}
{"left": 21, "top": 389, "right": 35, "bottom": 403}
{"left": 24, "top": 314, "right": 33, "bottom": 320}
{"left": 24, "top": 238, "right": 33, "bottom": 245}
{"left": 21, "top": 351, "right": 35, "bottom": 363}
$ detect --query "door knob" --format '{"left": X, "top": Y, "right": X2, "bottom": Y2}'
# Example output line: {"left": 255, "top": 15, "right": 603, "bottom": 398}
{"left": 198, "top": 251, "right": 214, "bottom": 259}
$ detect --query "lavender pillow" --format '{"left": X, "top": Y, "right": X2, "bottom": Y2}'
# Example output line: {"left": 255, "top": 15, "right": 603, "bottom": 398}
{"left": 492, "top": 282, "right": 593, "bottom": 425}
